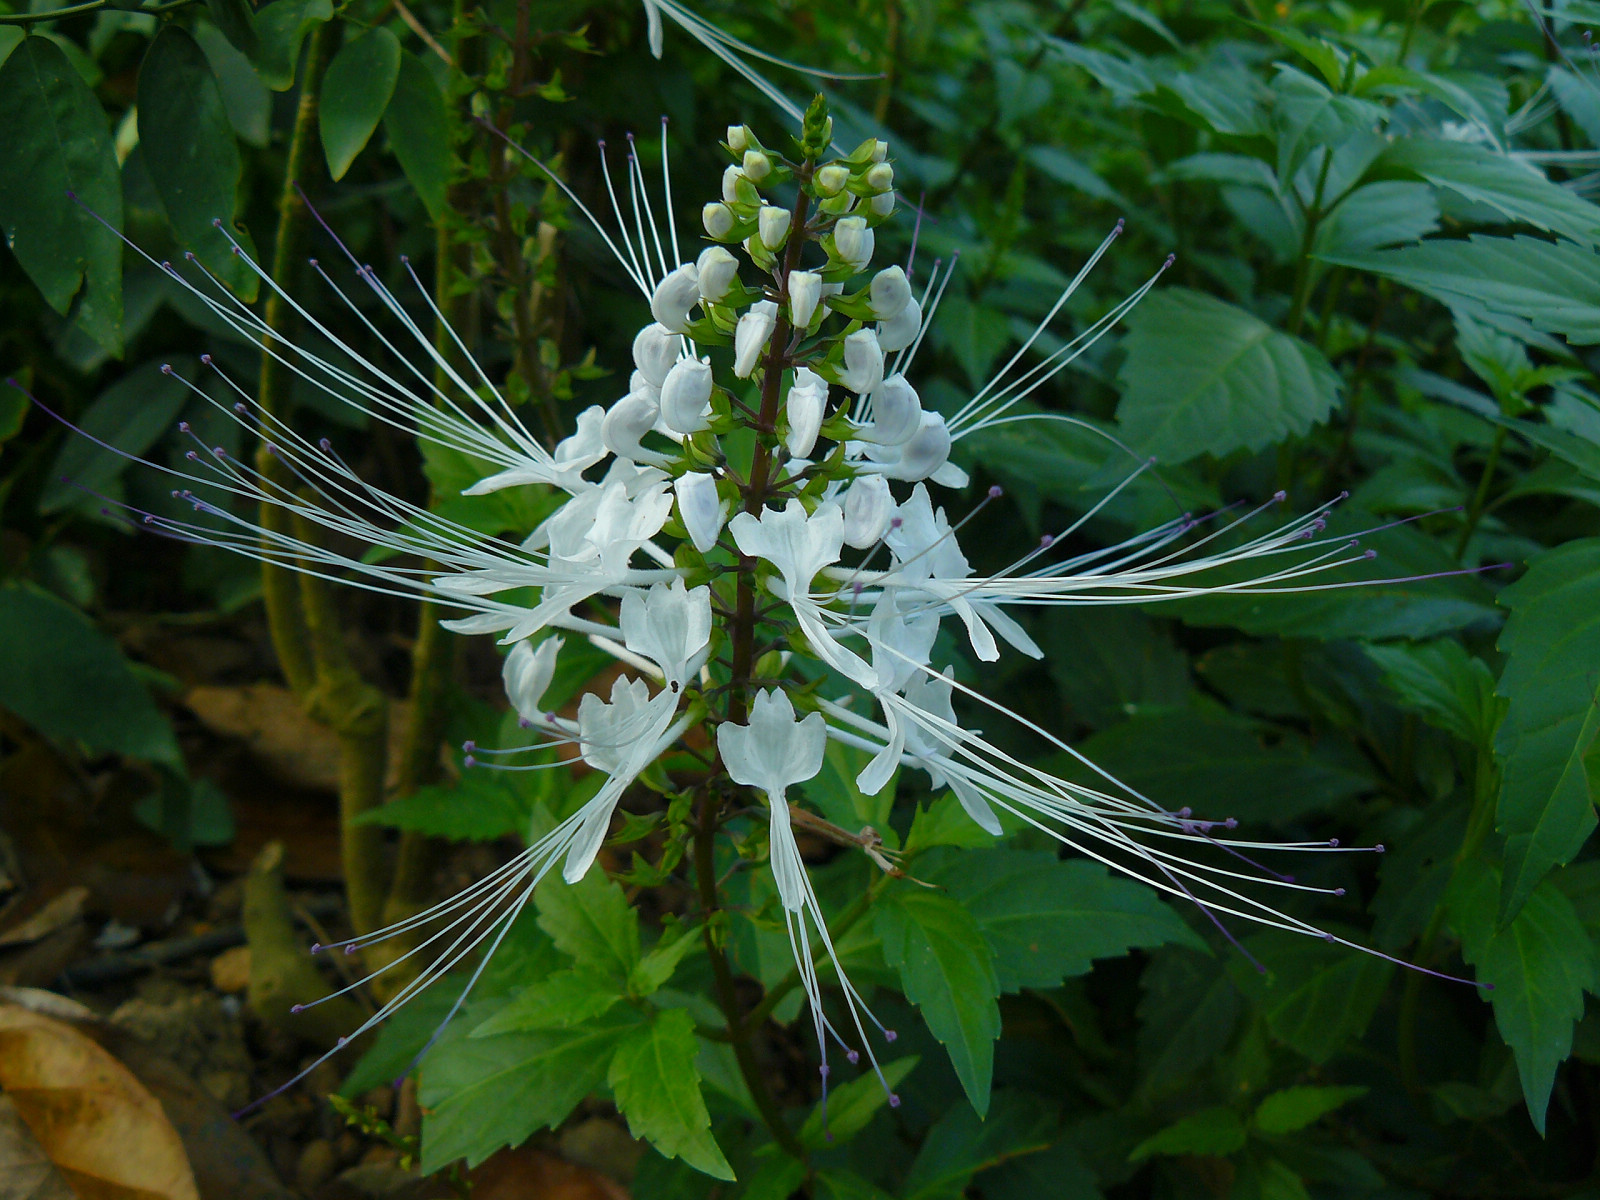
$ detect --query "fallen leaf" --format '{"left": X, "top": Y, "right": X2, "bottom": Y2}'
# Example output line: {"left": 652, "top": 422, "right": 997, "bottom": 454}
{"left": 0, "top": 1093, "right": 75, "bottom": 1200}
{"left": 470, "top": 1147, "right": 629, "bottom": 1200}
{"left": 0, "top": 888, "right": 88, "bottom": 948}
{"left": 0, "top": 1002, "right": 200, "bottom": 1200}
{"left": 209, "top": 946, "right": 251, "bottom": 994}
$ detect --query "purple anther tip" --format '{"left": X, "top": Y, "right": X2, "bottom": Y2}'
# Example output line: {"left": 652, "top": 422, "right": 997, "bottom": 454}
{"left": 319, "top": 437, "right": 333, "bottom": 452}
{"left": 185, "top": 251, "right": 197, "bottom": 262}
{"left": 546, "top": 712, "right": 558, "bottom": 722}
{"left": 264, "top": 443, "right": 278, "bottom": 456}
{"left": 890, "top": 516, "right": 903, "bottom": 528}
{"left": 161, "top": 260, "right": 173, "bottom": 271}
{"left": 1040, "top": 534, "right": 1055, "bottom": 548}
{"left": 1328, "top": 838, "right": 1339, "bottom": 847}
{"left": 344, "top": 943, "right": 358, "bottom": 955}
{"left": 311, "top": 943, "right": 322, "bottom": 954}
{"left": 825, "top": 1131, "right": 835, "bottom": 1143}
{"left": 846, "top": 1049, "right": 859, "bottom": 1064}
{"left": 1363, "top": 549, "right": 1377, "bottom": 560}
{"left": 1114, "top": 217, "right": 1126, "bottom": 233}
{"left": 185, "top": 450, "right": 198, "bottom": 461}
{"left": 1333, "top": 888, "right": 1346, "bottom": 897}
{"left": 1177, "top": 806, "right": 1192, "bottom": 818}
{"left": 1224, "top": 817, "right": 1237, "bottom": 829}
{"left": 889, "top": 1094, "right": 902, "bottom": 1108}
{"left": 308, "top": 258, "right": 319, "bottom": 268}
{"left": 100, "top": 508, "right": 111, "bottom": 517}
{"left": 1163, "top": 252, "right": 1176, "bottom": 268}
{"left": 1255, "top": 963, "right": 1268, "bottom": 974}
{"left": 400, "top": 254, "right": 410, "bottom": 265}
{"left": 464, "top": 756, "right": 477, "bottom": 769}
{"left": 234, "top": 403, "right": 247, "bottom": 414}
{"left": 1273, "top": 489, "right": 1287, "bottom": 502}
{"left": 178, "top": 421, "right": 191, "bottom": 433}
{"left": 291, "top": 1004, "right": 304, "bottom": 1013}
{"left": 1337, "top": 489, "right": 1350, "bottom": 500}
{"left": 160, "top": 363, "right": 174, "bottom": 375}
{"left": 988, "top": 484, "right": 1002, "bottom": 499}
{"left": 64, "top": 188, "right": 76, "bottom": 200}
{"left": 212, "top": 217, "right": 224, "bottom": 228}
{"left": 884, "top": 1029, "right": 898, "bottom": 1043}
{"left": 1375, "top": 844, "right": 1386, "bottom": 853}
{"left": 213, "top": 447, "right": 226, "bottom": 457}
{"left": 463, "top": 740, "right": 477, "bottom": 753}
{"left": 819, "top": 1064, "right": 831, "bottom": 1078}
{"left": 1283, "top": 875, "right": 1295, "bottom": 884}
{"left": 1323, "top": 932, "right": 1336, "bottom": 942}
{"left": 1483, "top": 982, "right": 1495, "bottom": 991}
{"left": 144, "top": 514, "right": 156, "bottom": 524}
{"left": 201, "top": 353, "right": 213, "bottom": 365}
{"left": 518, "top": 717, "right": 532, "bottom": 729}
{"left": 337, "top": 1036, "right": 347, "bottom": 1046}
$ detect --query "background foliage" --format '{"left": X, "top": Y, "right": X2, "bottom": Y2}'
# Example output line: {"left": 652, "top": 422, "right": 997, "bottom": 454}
{"left": 8, "top": 0, "right": 1600, "bottom": 1195}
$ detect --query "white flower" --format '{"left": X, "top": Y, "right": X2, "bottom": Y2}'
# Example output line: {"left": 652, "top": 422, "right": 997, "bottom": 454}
{"left": 876, "top": 294, "right": 921, "bottom": 353}
{"left": 502, "top": 636, "right": 562, "bottom": 723}
{"left": 833, "top": 216, "right": 874, "bottom": 271}
{"left": 569, "top": 676, "right": 684, "bottom": 881}
{"left": 869, "top": 266, "right": 911, "bottom": 320}
{"left": 463, "top": 405, "right": 607, "bottom": 496}
{"left": 601, "top": 387, "right": 665, "bottom": 465}
{"left": 758, "top": 204, "right": 789, "bottom": 251}
{"left": 659, "top": 356, "right": 714, "bottom": 434}
{"left": 726, "top": 124, "right": 750, "bottom": 153}
{"left": 814, "top": 164, "right": 848, "bottom": 197}
{"left": 717, "top": 688, "right": 826, "bottom": 810}
{"left": 842, "top": 474, "right": 893, "bottom": 549}
{"left": 632, "top": 322, "right": 680, "bottom": 388}
{"left": 838, "top": 328, "right": 884, "bottom": 395}
{"left": 622, "top": 578, "right": 711, "bottom": 692}
{"left": 674, "top": 471, "right": 726, "bottom": 554}
{"left": 786, "top": 367, "right": 826, "bottom": 458}
{"left": 733, "top": 301, "right": 777, "bottom": 378}
{"left": 789, "top": 270, "right": 822, "bottom": 329}
{"left": 873, "top": 411, "right": 955, "bottom": 483}
{"left": 697, "top": 246, "right": 739, "bottom": 303}
{"left": 650, "top": 262, "right": 701, "bottom": 333}
{"left": 865, "top": 162, "right": 894, "bottom": 192}
{"left": 861, "top": 375, "right": 921, "bottom": 445}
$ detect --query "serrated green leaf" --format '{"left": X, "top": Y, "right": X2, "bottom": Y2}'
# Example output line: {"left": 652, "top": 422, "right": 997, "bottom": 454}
{"left": 321, "top": 28, "right": 401, "bottom": 181}
{"left": 815, "top": 1171, "right": 896, "bottom": 1200}
{"left": 0, "top": 35, "right": 122, "bottom": 353}
{"left": 253, "top": 0, "right": 332, "bottom": 90}
{"left": 1253, "top": 1085, "right": 1367, "bottom": 1134}
{"left": 470, "top": 967, "right": 621, "bottom": 1035}
{"left": 1449, "top": 860, "right": 1598, "bottom": 1132}
{"left": 1115, "top": 289, "right": 1341, "bottom": 465}
{"left": 383, "top": 51, "right": 450, "bottom": 221}
{"left": 536, "top": 868, "right": 641, "bottom": 981}
{"left": 138, "top": 28, "right": 258, "bottom": 300}
{"left": 0, "top": 584, "right": 179, "bottom": 765}
{"left": 796, "top": 1056, "right": 918, "bottom": 1149}
{"left": 608, "top": 1008, "right": 733, "bottom": 1180}
{"left": 904, "top": 792, "right": 1000, "bottom": 852}
{"left": 1228, "top": 931, "right": 1394, "bottom": 1063}
{"left": 1326, "top": 236, "right": 1600, "bottom": 345}
{"left": 1363, "top": 638, "right": 1501, "bottom": 745}
{"left": 1495, "top": 539, "right": 1600, "bottom": 921}
{"left": 875, "top": 888, "right": 1000, "bottom": 1115}
{"left": 902, "top": 1091, "right": 1057, "bottom": 1200}
{"left": 1137, "top": 947, "right": 1242, "bottom": 1095}
{"left": 1382, "top": 138, "right": 1600, "bottom": 247}
{"left": 1040, "top": 607, "right": 1189, "bottom": 730}
{"left": 628, "top": 928, "right": 698, "bottom": 997}
{"left": 351, "top": 770, "right": 530, "bottom": 842}
{"left": 927, "top": 849, "right": 1206, "bottom": 990}
{"left": 39, "top": 358, "right": 194, "bottom": 514}
{"left": 1317, "top": 181, "right": 1440, "bottom": 256}
{"left": 1128, "top": 1106, "right": 1246, "bottom": 1162}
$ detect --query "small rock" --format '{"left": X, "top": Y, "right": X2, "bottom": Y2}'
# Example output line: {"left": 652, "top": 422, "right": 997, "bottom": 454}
{"left": 211, "top": 944, "right": 252, "bottom": 993}
{"left": 297, "top": 1138, "right": 338, "bottom": 1192}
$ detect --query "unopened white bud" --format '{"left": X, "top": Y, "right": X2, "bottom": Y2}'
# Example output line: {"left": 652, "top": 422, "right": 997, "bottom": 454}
{"left": 814, "top": 164, "right": 849, "bottom": 198}
{"left": 659, "top": 357, "right": 714, "bottom": 434}
{"left": 503, "top": 636, "right": 562, "bottom": 722}
{"left": 869, "top": 266, "right": 911, "bottom": 321}
{"left": 842, "top": 474, "right": 893, "bottom": 549}
{"left": 601, "top": 388, "right": 661, "bottom": 463}
{"left": 840, "top": 328, "right": 884, "bottom": 396}
{"left": 722, "top": 165, "right": 745, "bottom": 203}
{"left": 650, "top": 263, "right": 700, "bottom": 334}
{"left": 877, "top": 295, "right": 921, "bottom": 353}
{"left": 867, "top": 375, "right": 921, "bottom": 445}
{"left": 865, "top": 162, "right": 894, "bottom": 192}
{"left": 788, "top": 270, "right": 822, "bottom": 329}
{"left": 870, "top": 191, "right": 897, "bottom": 218}
{"left": 743, "top": 149, "right": 772, "bottom": 182}
{"left": 785, "top": 366, "right": 827, "bottom": 458}
{"left": 891, "top": 411, "right": 952, "bottom": 481}
{"left": 833, "top": 216, "right": 874, "bottom": 271}
{"left": 675, "top": 472, "right": 726, "bottom": 554}
{"left": 757, "top": 204, "right": 790, "bottom": 251}
{"left": 870, "top": 139, "right": 889, "bottom": 163}
{"left": 703, "top": 202, "right": 735, "bottom": 240}
{"left": 733, "top": 302, "right": 777, "bottom": 378}
{"left": 696, "top": 246, "right": 739, "bottom": 304}
{"left": 726, "top": 124, "right": 751, "bottom": 154}
{"left": 632, "top": 322, "right": 679, "bottom": 388}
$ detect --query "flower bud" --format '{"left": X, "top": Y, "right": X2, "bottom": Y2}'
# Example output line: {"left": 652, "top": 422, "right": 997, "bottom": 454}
{"left": 722, "top": 165, "right": 744, "bottom": 203}
{"left": 865, "top": 162, "right": 894, "bottom": 192}
{"left": 659, "top": 356, "right": 714, "bottom": 434}
{"left": 675, "top": 472, "right": 726, "bottom": 554}
{"left": 877, "top": 295, "right": 921, "bottom": 353}
{"left": 734, "top": 302, "right": 778, "bottom": 378}
{"left": 757, "top": 204, "right": 790, "bottom": 251}
{"left": 703, "top": 202, "right": 736, "bottom": 240}
{"left": 870, "top": 138, "right": 889, "bottom": 163}
{"left": 788, "top": 270, "right": 822, "bottom": 329}
{"left": 726, "top": 124, "right": 751, "bottom": 154}
{"left": 833, "top": 216, "right": 874, "bottom": 271}
{"left": 632, "top": 322, "right": 679, "bottom": 388}
{"left": 696, "top": 246, "right": 739, "bottom": 304}
{"left": 869, "top": 266, "right": 911, "bottom": 321}
{"left": 870, "top": 191, "right": 897, "bottom": 218}
{"left": 504, "top": 636, "right": 562, "bottom": 722}
{"left": 814, "top": 163, "right": 849, "bottom": 198}
{"left": 785, "top": 367, "right": 827, "bottom": 458}
{"left": 629, "top": 369, "right": 658, "bottom": 400}
{"left": 839, "top": 328, "right": 885, "bottom": 395}
{"left": 601, "top": 388, "right": 661, "bottom": 463}
{"left": 650, "top": 263, "right": 700, "bottom": 334}
{"left": 743, "top": 149, "right": 773, "bottom": 183}
{"left": 842, "top": 474, "right": 893, "bottom": 549}
{"left": 889, "top": 411, "right": 952, "bottom": 481}
{"left": 867, "top": 375, "right": 921, "bottom": 445}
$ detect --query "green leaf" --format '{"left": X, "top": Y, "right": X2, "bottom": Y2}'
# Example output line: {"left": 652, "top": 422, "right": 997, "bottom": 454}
{"left": 1127, "top": 1107, "right": 1247, "bottom": 1162}
{"left": 1039, "top": 607, "right": 1189, "bottom": 730}
{"left": 608, "top": 1008, "right": 733, "bottom": 1180}
{"left": 1228, "top": 931, "right": 1394, "bottom": 1063}
{"left": 194, "top": 21, "right": 271, "bottom": 148}
{"left": 803, "top": 737, "right": 897, "bottom": 848}
{"left": 1137, "top": 947, "right": 1242, "bottom": 1095}
{"left": 202, "top": 0, "right": 257, "bottom": 57}
{"left": 469, "top": 968, "right": 621, "bottom": 1035}
{"left": 137, "top": 28, "right": 258, "bottom": 300}
{"left": 1495, "top": 539, "right": 1600, "bottom": 920}
{"left": 1252, "top": 1085, "right": 1367, "bottom": 1134}
{"left": 1316, "top": 181, "right": 1440, "bottom": 256}
{"left": 0, "top": 584, "right": 179, "bottom": 765}
{"left": 1363, "top": 638, "right": 1501, "bottom": 745}
{"left": 1326, "top": 236, "right": 1600, "bottom": 346}
{"left": 351, "top": 769, "right": 530, "bottom": 842}
{"left": 814, "top": 1171, "right": 896, "bottom": 1200}
{"left": 1382, "top": 138, "right": 1600, "bottom": 247}
{"left": 927, "top": 849, "right": 1206, "bottom": 990}
{"left": 536, "top": 868, "right": 641, "bottom": 982}
{"left": 904, "top": 792, "right": 999, "bottom": 852}
{"left": 0, "top": 35, "right": 122, "bottom": 353}
{"left": 875, "top": 888, "right": 1000, "bottom": 1115}
{"left": 419, "top": 1008, "right": 639, "bottom": 1172}
{"left": 383, "top": 51, "right": 451, "bottom": 221}
{"left": 902, "top": 1091, "right": 1057, "bottom": 1200}
{"left": 39, "top": 358, "right": 194, "bottom": 514}
{"left": 252, "top": 0, "right": 332, "bottom": 90}
{"left": 1449, "top": 860, "right": 1599, "bottom": 1133}
{"left": 628, "top": 928, "right": 698, "bottom": 997}
{"left": 797, "top": 1056, "right": 918, "bottom": 1149}
{"left": 1115, "top": 289, "right": 1341, "bottom": 465}
{"left": 972, "top": 1140, "right": 1101, "bottom": 1200}
{"left": 320, "top": 28, "right": 401, "bottom": 181}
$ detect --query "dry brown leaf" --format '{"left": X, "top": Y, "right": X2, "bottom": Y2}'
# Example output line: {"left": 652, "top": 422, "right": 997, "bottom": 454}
{"left": 0, "top": 1003, "right": 199, "bottom": 1200}
{"left": 0, "top": 1094, "right": 75, "bottom": 1200}
{"left": 0, "top": 888, "right": 88, "bottom": 949}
